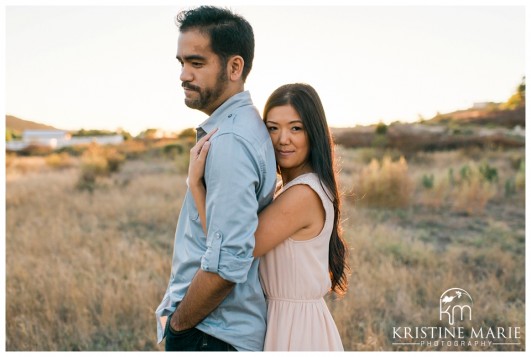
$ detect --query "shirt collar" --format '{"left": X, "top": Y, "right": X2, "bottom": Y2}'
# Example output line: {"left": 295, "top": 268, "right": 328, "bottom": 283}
{"left": 196, "top": 91, "right": 253, "bottom": 136}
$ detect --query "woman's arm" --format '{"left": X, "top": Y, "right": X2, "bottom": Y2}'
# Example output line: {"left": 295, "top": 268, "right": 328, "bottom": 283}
{"left": 190, "top": 181, "right": 322, "bottom": 256}
{"left": 187, "top": 129, "right": 217, "bottom": 236}
{"left": 190, "top": 181, "right": 207, "bottom": 235}
{"left": 253, "top": 184, "right": 325, "bottom": 257}
{"left": 187, "top": 129, "right": 324, "bottom": 257}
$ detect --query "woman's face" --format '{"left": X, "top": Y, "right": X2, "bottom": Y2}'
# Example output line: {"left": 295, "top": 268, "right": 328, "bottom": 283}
{"left": 265, "top": 104, "right": 310, "bottom": 174}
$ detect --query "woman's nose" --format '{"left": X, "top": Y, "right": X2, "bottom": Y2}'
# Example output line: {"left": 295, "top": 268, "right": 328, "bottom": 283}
{"left": 278, "top": 129, "right": 290, "bottom": 145}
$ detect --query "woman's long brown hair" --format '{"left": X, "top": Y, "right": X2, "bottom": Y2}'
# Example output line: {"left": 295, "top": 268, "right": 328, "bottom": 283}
{"left": 263, "top": 83, "right": 350, "bottom": 295}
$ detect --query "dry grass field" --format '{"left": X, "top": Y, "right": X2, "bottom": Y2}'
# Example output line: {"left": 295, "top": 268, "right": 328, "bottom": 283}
{"left": 5, "top": 145, "right": 525, "bottom": 351}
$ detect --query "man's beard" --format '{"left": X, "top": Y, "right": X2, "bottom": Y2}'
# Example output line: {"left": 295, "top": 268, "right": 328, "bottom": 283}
{"left": 183, "top": 68, "right": 228, "bottom": 111}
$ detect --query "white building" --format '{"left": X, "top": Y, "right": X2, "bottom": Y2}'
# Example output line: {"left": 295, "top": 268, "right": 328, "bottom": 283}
{"left": 6, "top": 130, "right": 124, "bottom": 151}
{"left": 22, "top": 130, "right": 71, "bottom": 148}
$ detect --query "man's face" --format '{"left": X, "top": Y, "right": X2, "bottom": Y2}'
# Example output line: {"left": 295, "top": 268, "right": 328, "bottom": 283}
{"left": 177, "top": 30, "right": 228, "bottom": 115}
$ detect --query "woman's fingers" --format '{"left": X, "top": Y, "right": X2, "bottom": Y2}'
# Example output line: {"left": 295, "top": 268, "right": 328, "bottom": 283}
{"left": 202, "top": 128, "right": 218, "bottom": 142}
{"left": 196, "top": 128, "right": 218, "bottom": 147}
{"left": 191, "top": 128, "right": 218, "bottom": 157}
{"left": 198, "top": 141, "right": 211, "bottom": 162}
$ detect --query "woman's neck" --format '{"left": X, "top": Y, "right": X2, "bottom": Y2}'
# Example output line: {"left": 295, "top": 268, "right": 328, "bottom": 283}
{"left": 280, "top": 163, "right": 313, "bottom": 185}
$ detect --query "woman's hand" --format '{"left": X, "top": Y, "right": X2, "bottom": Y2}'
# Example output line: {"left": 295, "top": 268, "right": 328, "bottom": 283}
{"left": 188, "top": 128, "right": 218, "bottom": 187}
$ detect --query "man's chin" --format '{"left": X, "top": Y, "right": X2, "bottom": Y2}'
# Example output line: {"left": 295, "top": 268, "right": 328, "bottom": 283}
{"left": 184, "top": 99, "right": 202, "bottom": 110}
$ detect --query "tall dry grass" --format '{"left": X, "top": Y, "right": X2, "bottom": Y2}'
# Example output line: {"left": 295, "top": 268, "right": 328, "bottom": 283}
{"left": 5, "top": 147, "right": 525, "bottom": 351}
{"left": 329, "top": 202, "right": 525, "bottom": 351}
{"left": 355, "top": 156, "right": 413, "bottom": 208}
{"left": 332, "top": 147, "right": 525, "bottom": 351}
{"left": 6, "top": 160, "right": 180, "bottom": 350}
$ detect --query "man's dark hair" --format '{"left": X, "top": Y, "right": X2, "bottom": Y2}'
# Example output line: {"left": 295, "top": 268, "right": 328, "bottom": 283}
{"left": 176, "top": 6, "right": 255, "bottom": 82}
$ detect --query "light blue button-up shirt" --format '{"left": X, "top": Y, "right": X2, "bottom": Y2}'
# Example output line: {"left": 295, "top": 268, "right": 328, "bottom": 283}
{"left": 155, "top": 91, "right": 277, "bottom": 351}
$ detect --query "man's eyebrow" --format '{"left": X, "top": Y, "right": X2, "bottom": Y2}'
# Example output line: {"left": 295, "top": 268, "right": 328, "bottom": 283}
{"left": 176, "top": 54, "right": 207, "bottom": 62}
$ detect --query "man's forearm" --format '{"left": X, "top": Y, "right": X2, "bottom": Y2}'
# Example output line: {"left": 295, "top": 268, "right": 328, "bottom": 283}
{"left": 170, "top": 269, "right": 235, "bottom": 331}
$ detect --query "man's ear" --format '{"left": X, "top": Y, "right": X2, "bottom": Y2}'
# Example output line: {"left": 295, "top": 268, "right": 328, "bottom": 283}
{"left": 227, "top": 55, "right": 244, "bottom": 81}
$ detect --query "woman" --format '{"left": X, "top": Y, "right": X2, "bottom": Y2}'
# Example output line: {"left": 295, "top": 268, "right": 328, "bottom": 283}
{"left": 188, "top": 83, "right": 349, "bottom": 351}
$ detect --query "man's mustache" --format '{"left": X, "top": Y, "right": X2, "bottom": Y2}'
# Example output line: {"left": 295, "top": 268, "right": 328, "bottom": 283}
{"left": 182, "top": 82, "right": 201, "bottom": 92}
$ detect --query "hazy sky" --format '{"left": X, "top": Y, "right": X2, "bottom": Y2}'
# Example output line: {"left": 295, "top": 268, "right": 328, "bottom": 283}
{"left": 4, "top": 2, "right": 526, "bottom": 135}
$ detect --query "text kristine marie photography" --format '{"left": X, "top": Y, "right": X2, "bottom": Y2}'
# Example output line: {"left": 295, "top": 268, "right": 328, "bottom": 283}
{"left": 392, "top": 288, "right": 523, "bottom": 350}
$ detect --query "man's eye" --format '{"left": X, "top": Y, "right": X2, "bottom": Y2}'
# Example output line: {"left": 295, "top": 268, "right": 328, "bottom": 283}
{"left": 192, "top": 62, "right": 203, "bottom": 67}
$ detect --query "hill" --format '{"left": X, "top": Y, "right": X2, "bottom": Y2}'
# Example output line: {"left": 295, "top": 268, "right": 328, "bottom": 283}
{"left": 6, "top": 115, "right": 60, "bottom": 133}
{"left": 425, "top": 106, "right": 525, "bottom": 129}
{"left": 332, "top": 105, "right": 525, "bottom": 153}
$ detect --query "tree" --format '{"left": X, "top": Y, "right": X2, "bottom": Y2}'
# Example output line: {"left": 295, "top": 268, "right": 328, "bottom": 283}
{"left": 178, "top": 127, "right": 196, "bottom": 140}
{"left": 504, "top": 77, "right": 525, "bottom": 109}
{"left": 517, "top": 76, "right": 525, "bottom": 102}
{"left": 139, "top": 128, "right": 160, "bottom": 139}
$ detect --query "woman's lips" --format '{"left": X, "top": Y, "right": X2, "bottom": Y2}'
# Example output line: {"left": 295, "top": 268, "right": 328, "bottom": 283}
{"left": 277, "top": 150, "right": 295, "bottom": 157}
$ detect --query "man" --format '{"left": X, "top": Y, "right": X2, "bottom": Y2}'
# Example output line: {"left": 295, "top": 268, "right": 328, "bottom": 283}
{"left": 155, "top": 6, "right": 277, "bottom": 351}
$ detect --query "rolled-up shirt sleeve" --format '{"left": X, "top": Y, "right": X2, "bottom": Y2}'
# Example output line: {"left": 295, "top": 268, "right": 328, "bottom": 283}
{"left": 201, "top": 132, "right": 260, "bottom": 283}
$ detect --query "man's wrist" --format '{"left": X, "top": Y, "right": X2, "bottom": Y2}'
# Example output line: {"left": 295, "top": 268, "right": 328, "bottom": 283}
{"left": 170, "top": 311, "right": 191, "bottom": 332}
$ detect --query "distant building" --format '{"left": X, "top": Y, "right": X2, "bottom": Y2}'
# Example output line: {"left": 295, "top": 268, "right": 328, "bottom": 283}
{"left": 6, "top": 130, "right": 124, "bottom": 151}
{"left": 69, "top": 135, "right": 124, "bottom": 146}
{"left": 22, "top": 130, "right": 71, "bottom": 148}
{"left": 472, "top": 102, "right": 489, "bottom": 109}
{"left": 472, "top": 102, "right": 499, "bottom": 110}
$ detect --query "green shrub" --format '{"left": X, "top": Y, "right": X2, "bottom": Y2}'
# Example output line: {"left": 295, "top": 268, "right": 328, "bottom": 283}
{"left": 451, "top": 164, "right": 497, "bottom": 215}
{"left": 18, "top": 145, "right": 54, "bottom": 157}
{"left": 505, "top": 178, "right": 516, "bottom": 197}
{"left": 375, "top": 122, "right": 388, "bottom": 135}
{"left": 421, "top": 174, "right": 435, "bottom": 189}
{"left": 448, "top": 168, "right": 456, "bottom": 186}
{"left": 45, "top": 153, "right": 75, "bottom": 169}
{"left": 479, "top": 162, "right": 498, "bottom": 183}
{"left": 515, "top": 161, "right": 525, "bottom": 190}
{"left": 163, "top": 143, "right": 185, "bottom": 159}
{"left": 105, "top": 148, "right": 125, "bottom": 173}
{"left": 76, "top": 144, "right": 125, "bottom": 192}
{"left": 460, "top": 164, "right": 471, "bottom": 181}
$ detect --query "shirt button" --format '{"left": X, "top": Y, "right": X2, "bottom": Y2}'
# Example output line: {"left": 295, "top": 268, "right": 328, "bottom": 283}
{"left": 215, "top": 233, "right": 221, "bottom": 239}
{"left": 228, "top": 114, "right": 232, "bottom": 118}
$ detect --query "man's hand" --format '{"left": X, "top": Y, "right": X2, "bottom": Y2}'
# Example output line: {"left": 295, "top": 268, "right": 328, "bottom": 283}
{"left": 170, "top": 269, "right": 235, "bottom": 332}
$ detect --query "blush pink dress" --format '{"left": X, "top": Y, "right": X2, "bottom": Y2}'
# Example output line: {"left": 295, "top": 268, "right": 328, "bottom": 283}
{"left": 259, "top": 173, "right": 344, "bottom": 351}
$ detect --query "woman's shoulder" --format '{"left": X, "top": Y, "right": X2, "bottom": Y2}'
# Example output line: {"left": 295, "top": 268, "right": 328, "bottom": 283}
{"left": 283, "top": 172, "right": 319, "bottom": 187}
{"left": 279, "top": 173, "right": 331, "bottom": 206}
{"left": 274, "top": 181, "right": 323, "bottom": 219}
{"left": 282, "top": 173, "right": 327, "bottom": 197}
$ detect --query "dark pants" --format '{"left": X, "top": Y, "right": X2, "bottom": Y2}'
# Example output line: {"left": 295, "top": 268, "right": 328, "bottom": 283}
{"left": 164, "top": 313, "right": 237, "bottom": 351}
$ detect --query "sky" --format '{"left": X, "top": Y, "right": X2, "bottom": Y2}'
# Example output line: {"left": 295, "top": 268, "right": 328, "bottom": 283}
{"left": 3, "top": 2, "right": 527, "bottom": 136}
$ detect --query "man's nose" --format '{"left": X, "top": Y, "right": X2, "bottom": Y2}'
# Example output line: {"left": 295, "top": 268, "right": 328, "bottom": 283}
{"left": 180, "top": 65, "right": 193, "bottom": 83}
